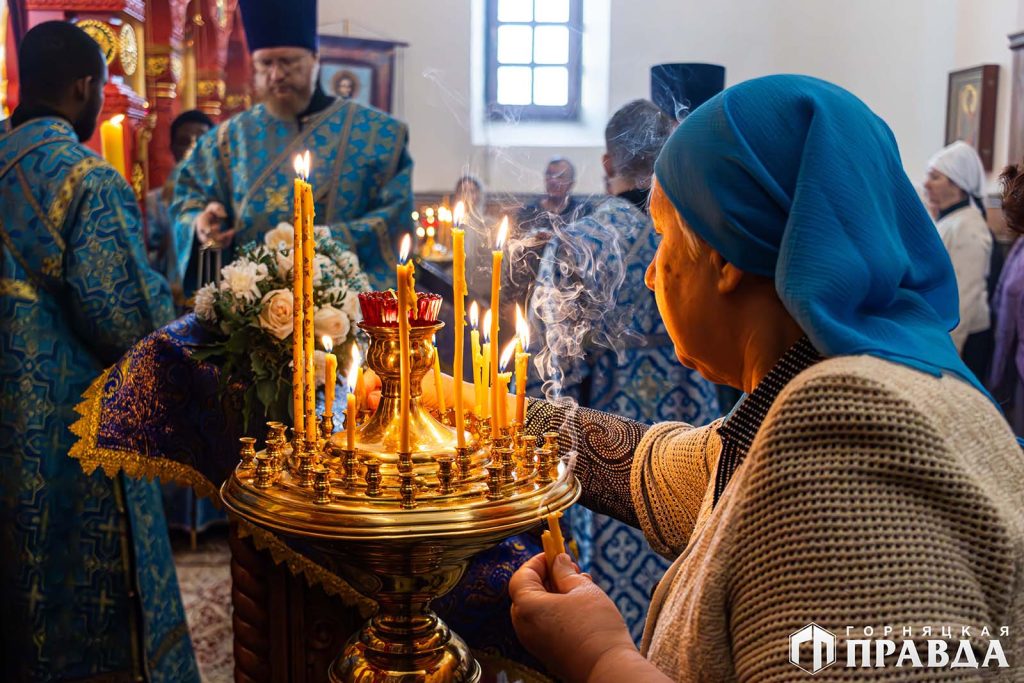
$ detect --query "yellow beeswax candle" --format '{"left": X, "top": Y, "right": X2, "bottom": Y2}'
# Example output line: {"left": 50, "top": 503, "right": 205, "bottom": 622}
{"left": 100, "top": 114, "right": 127, "bottom": 178}
{"left": 301, "top": 156, "right": 316, "bottom": 443}
{"left": 351, "top": 344, "right": 364, "bottom": 413}
{"left": 514, "top": 304, "right": 530, "bottom": 425}
{"left": 489, "top": 217, "right": 509, "bottom": 434}
{"left": 452, "top": 216, "right": 466, "bottom": 447}
{"left": 545, "top": 511, "right": 566, "bottom": 572}
{"left": 498, "top": 340, "right": 515, "bottom": 430}
{"left": 397, "top": 235, "right": 415, "bottom": 453}
{"left": 469, "top": 301, "right": 483, "bottom": 415}
{"left": 323, "top": 335, "right": 337, "bottom": 414}
{"left": 346, "top": 356, "right": 360, "bottom": 451}
{"left": 291, "top": 158, "right": 305, "bottom": 439}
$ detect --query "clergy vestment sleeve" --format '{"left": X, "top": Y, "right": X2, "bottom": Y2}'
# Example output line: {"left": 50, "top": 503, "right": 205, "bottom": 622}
{"left": 523, "top": 399, "right": 650, "bottom": 528}
{"left": 722, "top": 372, "right": 1017, "bottom": 680}
{"left": 65, "top": 166, "right": 175, "bottom": 364}
{"left": 169, "top": 127, "right": 230, "bottom": 279}
{"left": 327, "top": 143, "right": 413, "bottom": 276}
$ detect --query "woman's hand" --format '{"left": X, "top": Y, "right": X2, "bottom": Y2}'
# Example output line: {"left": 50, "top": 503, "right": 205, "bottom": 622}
{"left": 362, "top": 367, "right": 512, "bottom": 418}
{"left": 509, "top": 553, "right": 663, "bottom": 683}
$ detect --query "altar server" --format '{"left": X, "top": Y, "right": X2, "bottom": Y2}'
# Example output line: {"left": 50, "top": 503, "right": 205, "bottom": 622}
{"left": 0, "top": 22, "right": 198, "bottom": 681}
{"left": 172, "top": 0, "right": 414, "bottom": 290}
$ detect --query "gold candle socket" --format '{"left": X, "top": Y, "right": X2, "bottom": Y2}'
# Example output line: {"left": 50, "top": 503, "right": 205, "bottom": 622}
{"left": 340, "top": 448, "right": 358, "bottom": 489}
{"left": 320, "top": 413, "right": 334, "bottom": 441}
{"left": 485, "top": 464, "right": 503, "bottom": 500}
{"left": 363, "top": 459, "right": 382, "bottom": 497}
{"left": 313, "top": 467, "right": 331, "bottom": 505}
{"left": 254, "top": 454, "right": 275, "bottom": 488}
{"left": 455, "top": 446, "right": 472, "bottom": 481}
{"left": 536, "top": 447, "right": 553, "bottom": 484}
{"left": 436, "top": 456, "right": 455, "bottom": 494}
{"left": 399, "top": 471, "right": 417, "bottom": 509}
{"left": 298, "top": 441, "right": 316, "bottom": 487}
{"left": 543, "top": 431, "right": 560, "bottom": 457}
{"left": 239, "top": 437, "right": 257, "bottom": 468}
{"left": 494, "top": 446, "right": 515, "bottom": 485}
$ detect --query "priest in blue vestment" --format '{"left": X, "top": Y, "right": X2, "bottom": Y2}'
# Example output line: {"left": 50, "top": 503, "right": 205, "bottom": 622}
{"left": 0, "top": 22, "right": 198, "bottom": 681}
{"left": 171, "top": 0, "right": 413, "bottom": 291}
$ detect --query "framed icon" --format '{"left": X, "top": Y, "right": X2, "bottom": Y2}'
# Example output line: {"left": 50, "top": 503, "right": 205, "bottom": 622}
{"left": 946, "top": 64, "right": 999, "bottom": 171}
{"left": 318, "top": 35, "right": 408, "bottom": 113}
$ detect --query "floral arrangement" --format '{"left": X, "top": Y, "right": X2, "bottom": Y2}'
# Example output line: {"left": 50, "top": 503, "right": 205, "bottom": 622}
{"left": 192, "top": 223, "right": 369, "bottom": 427}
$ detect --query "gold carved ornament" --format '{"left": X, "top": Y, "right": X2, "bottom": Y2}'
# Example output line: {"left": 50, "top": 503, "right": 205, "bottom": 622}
{"left": 197, "top": 79, "right": 226, "bottom": 99}
{"left": 119, "top": 24, "right": 139, "bottom": 76}
{"left": 76, "top": 20, "right": 117, "bottom": 65}
{"left": 130, "top": 163, "right": 145, "bottom": 200}
{"left": 145, "top": 55, "right": 170, "bottom": 78}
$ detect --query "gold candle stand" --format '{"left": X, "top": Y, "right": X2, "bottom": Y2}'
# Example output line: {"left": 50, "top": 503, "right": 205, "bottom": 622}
{"left": 222, "top": 319, "right": 579, "bottom": 683}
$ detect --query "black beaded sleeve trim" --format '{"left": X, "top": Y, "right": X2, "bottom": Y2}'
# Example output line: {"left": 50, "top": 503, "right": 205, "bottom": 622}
{"left": 524, "top": 399, "right": 648, "bottom": 528}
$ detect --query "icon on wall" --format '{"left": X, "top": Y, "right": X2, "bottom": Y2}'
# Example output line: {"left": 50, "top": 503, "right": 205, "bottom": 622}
{"left": 946, "top": 64, "right": 999, "bottom": 171}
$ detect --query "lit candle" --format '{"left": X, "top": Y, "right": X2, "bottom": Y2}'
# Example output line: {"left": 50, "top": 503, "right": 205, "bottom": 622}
{"left": 515, "top": 304, "right": 530, "bottom": 425}
{"left": 469, "top": 301, "right": 483, "bottom": 417}
{"left": 346, "top": 353, "right": 359, "bottom": 451}
{"left": 544, "top": 511, "right": 566, "bottom": 571}
{"left": 100, "top": 114, "right": 127, "bottom": 178}
{"left": 291, "top": 155, "right": 305, "bottom": 439}
{"left": 452, "top": 204, "right": 466, "bottom": 447}
{"left": 323, "top": 335, "right": 337, "bottom": 415}
{"left": 482, "top": 308, "right": 492, "bottom": 419}
{"left": 301, "top": 151, "right": 316, "bottom": 444}
{"left": 497, "top": 340, "right": 515, "bottom": 430}
{"left": 432, "top": 335, "right": 446, "bottom": 418}
{"left": 397, "top": 234, "right": 415, "bottom": 453}
{"left": 489, "top": 217, "right": 508, "bottom": 434}
{"left": 351, "top": 344, "right": 365, "bottom": 413}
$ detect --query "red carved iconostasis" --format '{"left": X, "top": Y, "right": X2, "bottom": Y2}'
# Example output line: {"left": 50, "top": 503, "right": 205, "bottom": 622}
{"left": 2, "top": 0, "right": 251, "bottom": 199}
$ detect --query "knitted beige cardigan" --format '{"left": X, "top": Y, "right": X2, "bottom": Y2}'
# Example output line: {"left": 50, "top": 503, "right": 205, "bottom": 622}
{"left": 631, "top": 355, "right": 1024, "bottom": 680}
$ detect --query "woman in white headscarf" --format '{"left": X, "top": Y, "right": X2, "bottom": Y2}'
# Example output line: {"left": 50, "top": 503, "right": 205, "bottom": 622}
{"left": 924, "top": 141, "right": 993, "bottom": 368}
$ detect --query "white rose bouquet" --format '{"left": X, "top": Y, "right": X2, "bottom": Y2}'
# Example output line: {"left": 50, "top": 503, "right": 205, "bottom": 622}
{"left": 192, "top": 224, "right": 369, "bottom": 427}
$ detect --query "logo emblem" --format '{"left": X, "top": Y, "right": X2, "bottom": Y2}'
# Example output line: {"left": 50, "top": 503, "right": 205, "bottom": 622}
{"left": 790, "top": 623, "right": 837, "bottom": 674}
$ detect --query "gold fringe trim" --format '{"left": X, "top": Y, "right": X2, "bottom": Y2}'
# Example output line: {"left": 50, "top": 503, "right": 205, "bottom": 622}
{"left": 69, "top": 366, "right": 372, "bottom": 614}
{"left": 234, "top": 518, "right": 374, "bottom": 616}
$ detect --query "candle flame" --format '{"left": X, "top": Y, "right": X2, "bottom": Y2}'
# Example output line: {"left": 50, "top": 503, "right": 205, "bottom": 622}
{"left": 109, "top": 114, "right": 125, "bottom": 126}
{"left": 516, "top": 304, "right": 530, "bottom": 351}
{"left": 496, "top": 216, "right": 509, "bottom": 250}
{"left": 500, "top": 339, "right": 517, "bottom": 371}
{"left": 322, "top": 335, "right": 333, "bottom": 353}
{"left": 399, "top": 234, "right": 411, "bottom": 264}
{"left": 293, "top": 154, "right": 304, "bottom": 177}
{"left": 469, "top": 300, "right": 479, "bottom": 328}
{"left": 482, "top": 309, "right": 492, "bottom": 343}
{"left": 347, "top": 345, "right": 361, "bottom": 390}
{"left": 425, "top": 207, "right": 435, "bottom": 218}
{"left": 303, "top": 150, "right": 311, "bottom": 178}
{"left": 411, "top": 210, "right": 420, "bottom": 222}
{"left": 453, "top": 201, "right": 465, "bottom": 227}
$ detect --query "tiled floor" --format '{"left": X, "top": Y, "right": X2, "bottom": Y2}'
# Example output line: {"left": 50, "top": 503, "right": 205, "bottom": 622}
{"left": 172, "top": 529, "right": 234, "bottom": 683}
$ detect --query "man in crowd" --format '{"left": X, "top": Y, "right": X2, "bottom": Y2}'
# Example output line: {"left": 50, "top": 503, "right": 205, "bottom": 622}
{"left": 172, "top": 0, "right": 413, "bottom": 289}
{"left": 146, "top": 109, "right": 214, "bottom": 303}
{"left": 0, "top": 21, "right": 198, "bottom": 681}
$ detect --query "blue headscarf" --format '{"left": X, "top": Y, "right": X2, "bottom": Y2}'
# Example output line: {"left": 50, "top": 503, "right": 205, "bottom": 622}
{"left": 654, "top": 74, "right": 990, "bottom": 400}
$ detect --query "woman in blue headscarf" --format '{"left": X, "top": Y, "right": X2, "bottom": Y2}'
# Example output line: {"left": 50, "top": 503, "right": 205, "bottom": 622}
{"left": 503, "top": 75, "right": 1024, "bottom": 681}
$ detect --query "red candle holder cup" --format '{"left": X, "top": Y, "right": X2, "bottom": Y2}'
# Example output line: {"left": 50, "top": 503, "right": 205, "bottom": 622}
{"left": 359, "top": 291, "right": 442, "bottom": 326}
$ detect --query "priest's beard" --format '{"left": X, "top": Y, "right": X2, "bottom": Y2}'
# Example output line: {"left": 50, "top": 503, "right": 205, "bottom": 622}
{"left": 259, "top": 81, "right": 315, "bottom": 120}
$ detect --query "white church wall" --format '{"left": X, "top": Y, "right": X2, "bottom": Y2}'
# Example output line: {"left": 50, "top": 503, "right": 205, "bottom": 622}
{"left": 319, "top": 0, "right": 1020, "bottom": 196}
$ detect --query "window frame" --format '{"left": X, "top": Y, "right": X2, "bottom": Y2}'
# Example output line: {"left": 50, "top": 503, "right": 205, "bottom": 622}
{"left": 484, "top": 0, "right": 583, "bottom": 122}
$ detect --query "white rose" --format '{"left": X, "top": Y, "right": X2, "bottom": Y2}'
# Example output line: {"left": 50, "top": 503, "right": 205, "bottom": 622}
{"left": 312, "top": 254, "right": 333, "bottom": 286}
{"left": 221, "top": 259, "right": 268, "bottom": 303}
{"left": 340, "top": 290, "right": 360, "bottom": 319}
{"left": 275, "top": 248, "right": 294, "bottom": 277}
{"left": 314, "top": 349, "right": 326, "bottom": 387}
{"left": 265, "top": 223, "right": 295, "bottom": 252}
{"left": 314, "top": 305, "right": 350, "bottom": 345}
{"left": 194, "top": 283, "right": 218, "bottom": 322}
{"left": 257, "top": 289, "right": 294, "bottom": 340}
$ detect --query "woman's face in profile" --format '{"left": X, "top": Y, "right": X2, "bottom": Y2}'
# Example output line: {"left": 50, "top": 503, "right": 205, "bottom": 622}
{"left": 646, "top": 183, "right": 730, "bottom": 383}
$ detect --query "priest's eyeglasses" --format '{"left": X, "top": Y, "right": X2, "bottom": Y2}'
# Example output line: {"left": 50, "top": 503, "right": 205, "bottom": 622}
{"left": 253, "top": 55, "right": 306, "bottom": 76}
